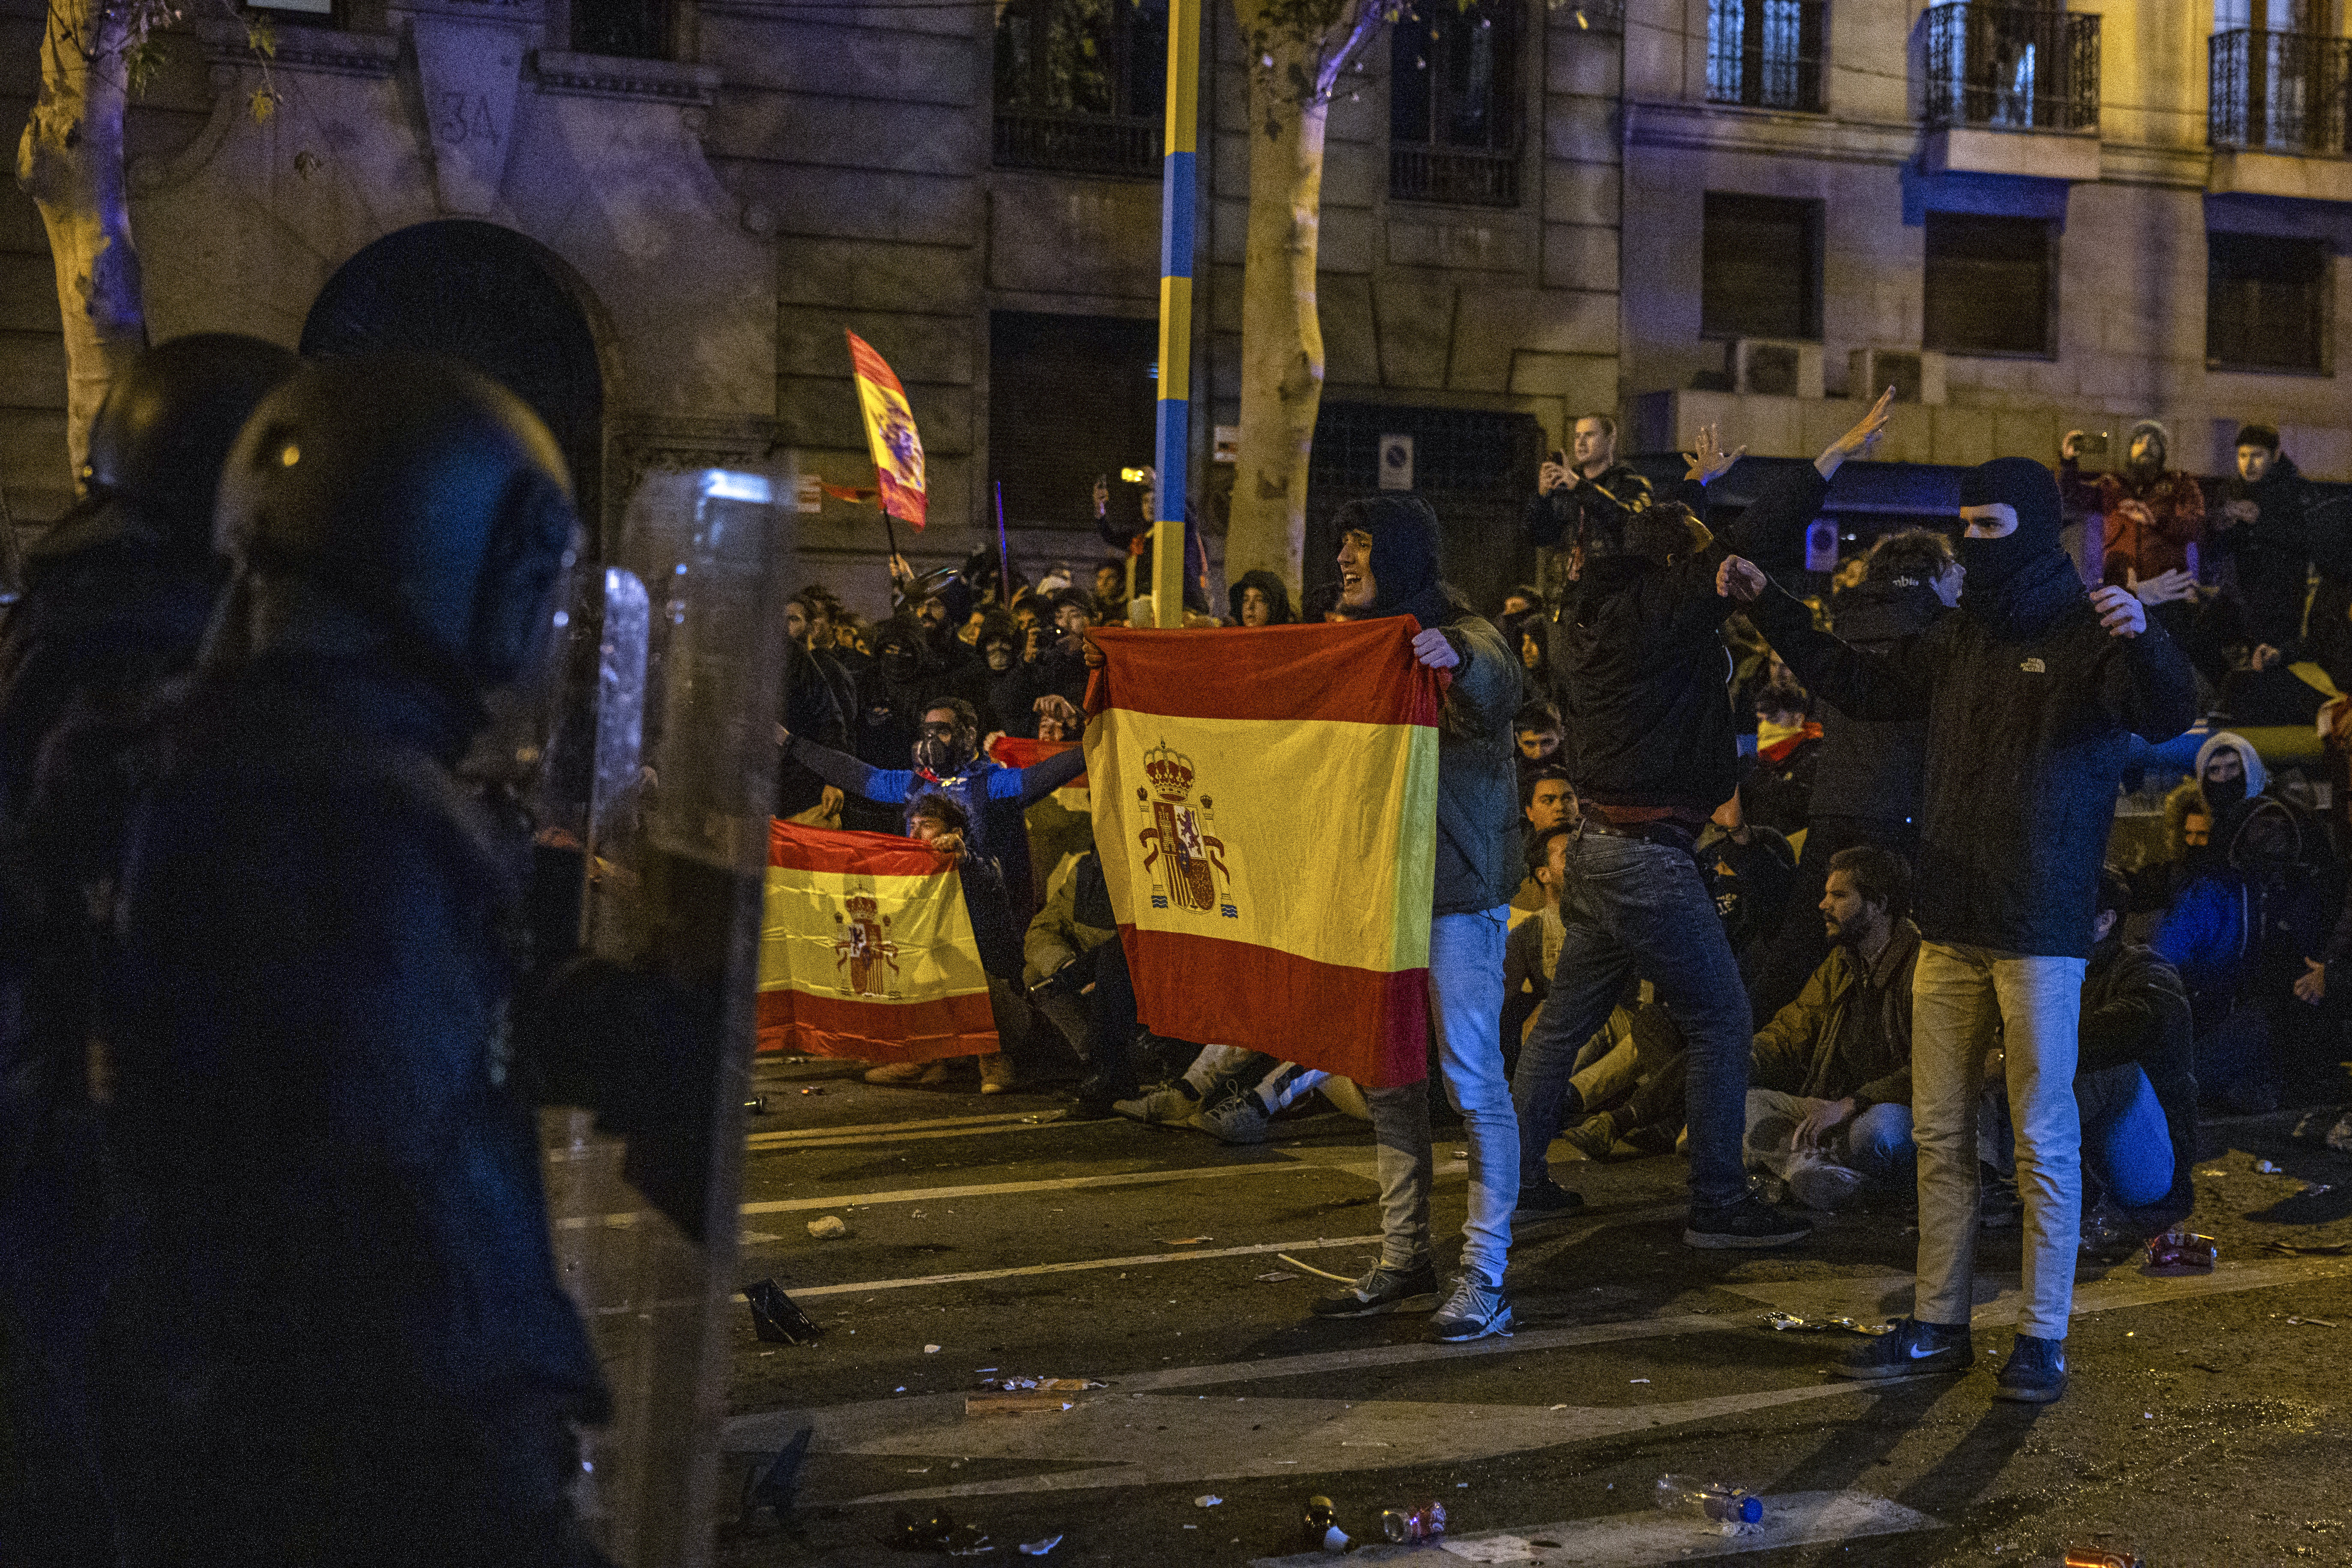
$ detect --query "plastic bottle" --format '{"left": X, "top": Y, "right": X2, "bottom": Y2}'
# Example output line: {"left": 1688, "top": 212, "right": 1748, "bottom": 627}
{"left": 1653, "top": 1475, "right": 1764, "bottom": 1526}
{"left": 1378, "top": 1501, "right": 1448, "bottom": 1543}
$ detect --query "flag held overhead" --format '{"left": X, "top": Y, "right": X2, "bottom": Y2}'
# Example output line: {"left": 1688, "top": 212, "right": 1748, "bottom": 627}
{"left": 846, "top": 331, "right": 927, "bottom": 528}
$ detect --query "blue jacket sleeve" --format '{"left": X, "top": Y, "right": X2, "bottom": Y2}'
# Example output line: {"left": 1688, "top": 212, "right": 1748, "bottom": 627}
{"left": 787, "top": 734, "right": 909, "bottom": 803}
{"left": 1010, "top": 745, "right": 1089, "bottom": 805}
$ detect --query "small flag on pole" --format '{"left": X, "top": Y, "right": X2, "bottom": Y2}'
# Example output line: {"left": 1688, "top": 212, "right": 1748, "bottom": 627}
{"left": 758, "top": 821, "right": 996, "bottom": 1060}
{"left": 846, "top": 331, "right": 927, "bottom": 528}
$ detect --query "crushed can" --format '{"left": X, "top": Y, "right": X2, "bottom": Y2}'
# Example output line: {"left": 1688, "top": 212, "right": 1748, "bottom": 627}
{"left": 2144, "top": 1230, "right": 2217, "bottom": 1275}
{"left": 1379, "top": 1501, "right": 1448, "bottom": 1544}
{"left": 2062, "top": 1550, "right": 2142, "bottom": 1567}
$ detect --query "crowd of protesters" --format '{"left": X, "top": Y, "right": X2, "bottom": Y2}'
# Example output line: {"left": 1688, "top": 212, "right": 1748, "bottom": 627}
{"left": 785, "top": 404, "right": 2352, "bottom": 1399}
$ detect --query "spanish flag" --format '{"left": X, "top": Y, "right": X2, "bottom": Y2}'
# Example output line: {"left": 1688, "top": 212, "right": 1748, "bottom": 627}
{"left": 1083, "top": 621, "right": 1441, "bottom": 1088}
{"left": 757, "top": 820, "right": 997, "bottom": 1060}
{"left": 846, "top": 331, "right": 927, "bottom": 527}
{"left": 988, "top": 733, "right": 1089, "bottom": 813}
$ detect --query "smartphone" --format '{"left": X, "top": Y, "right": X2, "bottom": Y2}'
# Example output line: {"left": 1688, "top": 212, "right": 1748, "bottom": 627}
{"left": 1548, "top": 450, "right": 1566, "bottom": 467}
{"left": 1119, "top": 467, "right": 1150, "bottom": 485}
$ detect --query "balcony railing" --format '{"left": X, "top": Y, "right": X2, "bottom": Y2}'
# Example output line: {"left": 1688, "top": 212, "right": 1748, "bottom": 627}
{"left": 1923, "top": 3, "right": 2100, "bottom": 132}
{"left": 992, "top": 110, "right": 1163, "bottom": 179}
{"left": 1706, "top": 0, "right": 1827, "bottom": 113}
{"left": 2211, "top": 30, "right": 2352, "bottom": 156}
{"left": 1388, "top": 145, "right": 1521, "bottom": 207}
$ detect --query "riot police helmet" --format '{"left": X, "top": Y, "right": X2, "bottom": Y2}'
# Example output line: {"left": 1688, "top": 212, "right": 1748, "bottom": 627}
{"left": 213, "top": 354, "right": 578, "bottom": 688}
{"left": 81, "top": 333, "right": 300, "bottom": 557}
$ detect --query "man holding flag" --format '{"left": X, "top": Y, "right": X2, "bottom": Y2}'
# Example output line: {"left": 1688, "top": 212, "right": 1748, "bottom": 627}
{"left": 1307, "top": 494, "right": 1527, "bottom": 1341}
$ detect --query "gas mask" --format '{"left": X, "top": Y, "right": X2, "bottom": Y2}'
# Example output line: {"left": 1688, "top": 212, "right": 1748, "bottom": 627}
{"left": 913, "top": 718, "right": 974, "bottom": 778}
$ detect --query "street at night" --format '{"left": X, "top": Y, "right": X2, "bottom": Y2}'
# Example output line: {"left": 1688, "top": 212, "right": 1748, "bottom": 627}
{"left": 717, "top": 1060, "right": 2352, "bottom": 1566}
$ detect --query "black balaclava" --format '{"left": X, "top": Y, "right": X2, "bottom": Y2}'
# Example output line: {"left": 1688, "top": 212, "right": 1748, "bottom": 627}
{"left": 2202, "top": 770, "right": 2247, "bottom": 817}
{"left": 1334, "top": 493, "right": 1451, "bottom": 628}
{"left": 1956, "top": 456, "right": 2065, "bottom": 595}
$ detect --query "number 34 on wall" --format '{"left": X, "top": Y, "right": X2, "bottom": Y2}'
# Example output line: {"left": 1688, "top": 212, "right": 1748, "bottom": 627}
{"left": 432, "top": 91, "right": 501, "bottom": 147}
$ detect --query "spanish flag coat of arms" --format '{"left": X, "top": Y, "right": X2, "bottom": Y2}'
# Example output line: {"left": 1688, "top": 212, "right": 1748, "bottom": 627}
{"left": 1083, "top": 620, "right": 1442, "bottom": 1088}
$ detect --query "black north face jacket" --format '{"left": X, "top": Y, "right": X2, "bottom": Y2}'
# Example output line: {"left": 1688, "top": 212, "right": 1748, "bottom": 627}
{"left": 1748, "top": 554, "right": 2196, "bottom": 959}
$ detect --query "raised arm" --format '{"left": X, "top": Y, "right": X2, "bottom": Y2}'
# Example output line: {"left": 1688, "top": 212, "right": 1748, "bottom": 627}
{"left": 1723, "top": 563, "right": 1939, "bottom": 722}
{"left": 781, "top": 731, "right": 907, "bottom": 804}
{"left": 1008, "top": 742, "right": 1088, "bottom": 807}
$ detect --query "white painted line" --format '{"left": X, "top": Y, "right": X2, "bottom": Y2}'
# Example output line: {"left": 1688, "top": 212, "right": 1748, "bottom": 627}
{"left": 755, "top": 1234, "right": 1388, "bottom": 1300}
{"left": 1720, "top": 1255, "right": 2352, "bottom": 1329}
{"left": 738, "top": 1159, "right": 1336, "bottom": 1216}
{"left": 746, "top": 1110, "right": 1065, "bottom": 1144}
{"left": 1251, "top": 1490, "right": 1938, "bottom": 1566}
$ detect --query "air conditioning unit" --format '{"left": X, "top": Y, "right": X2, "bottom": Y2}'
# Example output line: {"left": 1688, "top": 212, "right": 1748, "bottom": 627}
{"left": 1728, "top": 339, "right": 1825, "bottom": 400}
{"left": 1849, "top": 347, "right": 1947, "bottom": 406}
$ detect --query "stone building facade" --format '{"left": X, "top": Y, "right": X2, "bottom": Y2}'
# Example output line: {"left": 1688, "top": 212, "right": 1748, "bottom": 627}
{"left": 3, "top": 0, "right": 2349, "bottom": 613}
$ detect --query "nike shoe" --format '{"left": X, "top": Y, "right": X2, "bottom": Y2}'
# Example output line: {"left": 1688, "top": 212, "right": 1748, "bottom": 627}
{"left": 1993, "top": 1334, "right": 2068, "bottom": 1403}
{"left": 1430, "top": 1276, "right": 1514, "bottom": 1343}
{"left": 1309, "top": 1260, "right": 1441, "bottom": 1319}
{"left": 1831, "top": 1316, "right": 1972, "bottom": 1380}
{"left": 1112, "top": 1083, "right": 1199, "bottom": 1123}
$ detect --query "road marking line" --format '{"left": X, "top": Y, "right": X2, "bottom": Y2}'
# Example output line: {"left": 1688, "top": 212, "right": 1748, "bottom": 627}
{"left": 738, "top": 1159, "right": 1332, "bottom": 1216}
{"left": 1718, "top": 1255, "right": 2352, "bottom": 1327}
{"left": 1251, "top": 1489, "right": 1938, "bottom": 1566}
{"left": 747, "top": 1110, "right": 1061, "bottom": 1143}
{"left": 754, "top": 1234, "right": 1389, "bottom": 1299}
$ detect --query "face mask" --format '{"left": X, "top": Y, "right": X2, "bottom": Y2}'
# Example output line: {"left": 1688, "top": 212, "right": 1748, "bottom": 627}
{"left": 1955, "top": 532, "right": 2033, "bottom": 592}
{"left": 2202, "top": 774, "right": 2247, "bottom": 815}
{"left": 880, "top": 644, "right": 921, "bottom": 684}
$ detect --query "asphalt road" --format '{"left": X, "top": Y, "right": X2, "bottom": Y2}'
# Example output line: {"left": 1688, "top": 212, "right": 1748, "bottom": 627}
{"left": 715, "top": 1058, "right": 2352, "bottom": 1568}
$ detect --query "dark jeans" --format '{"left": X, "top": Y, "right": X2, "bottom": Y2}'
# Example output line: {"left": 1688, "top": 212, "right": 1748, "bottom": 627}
{"left": 1750, "top": 814, "right": 1918, "bottom": 1026}
{"left": 1512, "top": 830, "right": 1754, "bottom": 1209}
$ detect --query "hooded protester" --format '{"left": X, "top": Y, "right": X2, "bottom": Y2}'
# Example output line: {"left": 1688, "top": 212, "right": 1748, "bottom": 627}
{"left": 2192, "top": 730, "right": 2265, "bottom": 819}
{"left": 1751, "top": 528, "right": 1957, "bottom": 1021}
{"left": 1227, "top": 569, "right": 1295, "bottom": 628}
{"left": 2062, "top": 420, "right": 2206, "bottom": 587}
{"left": 99, "top": 357, "right": 652, "bottom": 1566}
{"left": 0, "top": 333, "right": 299, "bottom": 1568}
{"left": 2207, "top": 425, "right": 2313, "bottom": 658}
{"left": 1728, "top": 452, "right": 2196, "bottom": 1406}
{"left": 1305, "top": 492, "right": 1526, "bottom": 1343}
{"left": 2151, "top": 794, "right": 2328, "bottom": 1115}
{"left": 951, "top": 607, "right": 1020, "bottom": 734}
{"left": 1510, "top": 394, "right": 1896, "bottom": 1254}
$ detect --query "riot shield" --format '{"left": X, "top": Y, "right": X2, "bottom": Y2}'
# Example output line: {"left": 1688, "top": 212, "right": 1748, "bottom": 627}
{"left": 539, "top": 466, "right": 794, "bottom": 1568}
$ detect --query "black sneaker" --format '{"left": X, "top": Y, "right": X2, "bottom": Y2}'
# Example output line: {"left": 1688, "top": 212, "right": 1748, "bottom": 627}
{"left": 1513, "top": 1176, "right": 1585, "bottom": 1220}
{"left": 1309, "top": 1260, "right": 1441, "bottom": 1319}
{"left": 1831, "top": 1316, "right": 1973, "bottom": 1380}
{"left": 1684, "top": 1194, "right": 1812, "bottom": 1249}
{"left": 1559, "top": 1112, "right": 1621, "bottom": 1162}
{"left": 1993, "top": 1333, "right": 2068, "bottom": 1403}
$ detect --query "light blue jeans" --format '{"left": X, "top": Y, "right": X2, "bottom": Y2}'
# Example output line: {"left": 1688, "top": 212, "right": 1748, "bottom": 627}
{"left": 1365, "top": 908, "right": 1520, "bottom": 1290}
{"left": 1912, "top": 941, "right": 2087, "bottom": 1341}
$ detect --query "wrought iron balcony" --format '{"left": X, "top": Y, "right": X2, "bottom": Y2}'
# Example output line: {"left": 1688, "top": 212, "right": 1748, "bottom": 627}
{"left": 1922, "top": 3, "right": 2100, "bottom": 133}
{"left": 2211, "top": 30, "right": 2352, "bottom": 156}
{"left": 992, "top": 110, "right": 1164, "bottom": 180}
{"left": 1388, "top": 145, "right": 1522, "bottom": 208}
{"left": 1706, "top": 0, "right": 1827, "bottom": 113}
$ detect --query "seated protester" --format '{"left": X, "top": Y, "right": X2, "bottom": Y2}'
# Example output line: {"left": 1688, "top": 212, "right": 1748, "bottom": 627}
{"left": 993, "top": 588, "right": 1096, "bottom": 739}
{"left": 1695, "top": 791, "right": 1799, "bottom": 1017}
{"left": 1740, "top": 675, "right": 1823, "bottom": 839}
{"left": 1230, "top": 569, "right": 1296, "bottom": 628}
{"left": 1504, "top": 823, "right": 1576, "bottom": 1066}
{"left": 1023, "top": 849, "right": 1118, "bottom": 1057}
{"left": 781, "top": 695, "right": 1086, "bottom": 924}
{"left": 1742, "top": 847, "right": 1921, "bottom": 1212}
{"left": 1113, "top": 1043, "right": 1353, "bottom": 1143}
{"left": 1513, "top": 700, "right": 1563, "bottom": 780}
{"left": 1554, "top": 1001, "right": 1692, "bottom": 1162}
{"left": 2151, "top": 795, "right": 2330, "bottom": 1113}
{"left": 1511, "top": 767, "right": 1578, "bottom": 915}
{"left": 2073, "top": 868, "right": 2198, "bottom": 1237}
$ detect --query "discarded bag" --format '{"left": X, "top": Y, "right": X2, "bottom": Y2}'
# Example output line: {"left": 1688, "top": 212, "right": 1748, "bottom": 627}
{"left": 808, "top": 1215, "right": 850, "bottom": 1239}
{"left": 745, "top": 1278, "right": 824, "bottom": 1344}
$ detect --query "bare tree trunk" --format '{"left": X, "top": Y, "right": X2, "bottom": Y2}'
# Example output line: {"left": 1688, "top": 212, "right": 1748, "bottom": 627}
{"left": 17, "top": 0, "right": 147, "bottom": 493}
{"left": 1225, "top": 0, "right": 1380, "bottom": 604}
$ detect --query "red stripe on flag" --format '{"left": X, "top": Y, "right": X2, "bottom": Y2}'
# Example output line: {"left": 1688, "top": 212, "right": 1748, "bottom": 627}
{"left": 771, "top": 818, "right": 952, "bottom": 876}
{"left": 988, "top": 734, "right": 1086, "bottom": 786}
{"left": 1122, "top": 927, "right": 1430, "bottom": 1089}
{"left": 758, "top": 987, "right": 999, "bottom": 1061}
{"left": 1083, "top": 620, "right": 1442, "bottom": 727}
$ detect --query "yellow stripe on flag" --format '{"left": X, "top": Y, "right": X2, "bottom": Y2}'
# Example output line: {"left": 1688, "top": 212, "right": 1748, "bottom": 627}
{"left": 760, "top": 865, "right": 990, "bottom": 1007}
{"left": 1086, "top": 710, "right": 1436, "bottom": 973}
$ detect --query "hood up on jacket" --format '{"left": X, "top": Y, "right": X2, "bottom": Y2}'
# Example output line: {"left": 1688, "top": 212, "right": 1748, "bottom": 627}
{"left": 2194, "top": 730, "right": 2267, "bottom": 817}
{"left": 1227, "top": 569, "right": 1296, "bottom": 626}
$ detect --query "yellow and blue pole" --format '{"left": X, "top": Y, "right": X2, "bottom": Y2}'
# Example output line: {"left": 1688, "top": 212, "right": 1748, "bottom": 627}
{"left": 1150, "top": 0, "right": 1200, "bottom": 629}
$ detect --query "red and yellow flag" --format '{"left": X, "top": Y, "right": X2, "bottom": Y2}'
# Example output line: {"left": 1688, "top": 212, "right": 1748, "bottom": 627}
{"left": 846, "top": 331, "right": 926, "bottom": 528}
{"left": 988, "top": 734, "right": 1089, "bottom": 813}
{"left": 1082, "top": 621, "right": 1441, "bottom": 1088}
{"left": 757, "top": 821, "right": 996, "bottom": 1060}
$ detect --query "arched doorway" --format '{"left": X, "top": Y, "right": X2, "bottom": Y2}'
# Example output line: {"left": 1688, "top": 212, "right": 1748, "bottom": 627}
{"left": 300, "top": 221, "right": 607, "bottom": 534}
